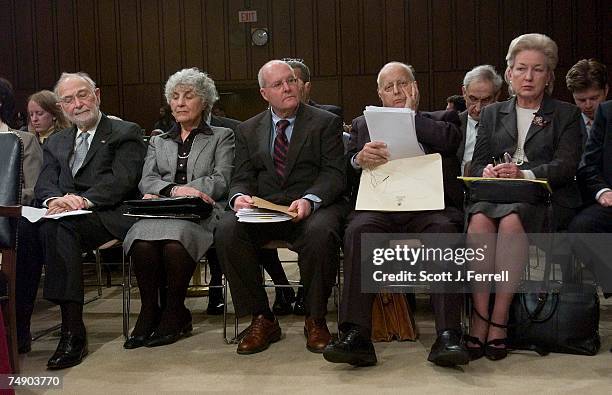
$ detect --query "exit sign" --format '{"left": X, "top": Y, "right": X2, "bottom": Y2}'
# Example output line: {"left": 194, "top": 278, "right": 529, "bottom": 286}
{"left": 238, "top": 10, "right": 257, "bottom": 23}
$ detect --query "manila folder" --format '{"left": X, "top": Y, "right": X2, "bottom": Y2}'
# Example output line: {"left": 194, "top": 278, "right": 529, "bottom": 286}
{"left": 355, "top": 153, "right": 444, "bottom": 211}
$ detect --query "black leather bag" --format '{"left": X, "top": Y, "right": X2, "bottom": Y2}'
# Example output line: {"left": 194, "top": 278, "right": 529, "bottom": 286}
{"left": 468, "top": 179, "right": 550, "bottom": 205}
{"left": 124, "top": 196, "right": 213, "bottom": 219}
{"left": 507, "top": 262, "right": 601, "bottom": 356}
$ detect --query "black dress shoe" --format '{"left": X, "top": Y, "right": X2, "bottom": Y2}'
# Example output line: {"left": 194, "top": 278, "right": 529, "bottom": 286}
{"left": 123, "top": 333, "right": 152, "bottom": 349}
{"left": 293, "top": 287, "right": 306, "bottom": 316}
{"left": 206, "top": 287, "right": 224, "bottom": 316}
{"left": 47, "top": 332, "right": 88, "bottom": 370}
{"left": 272, "top": 288, "right": 295, "bottom": 316}
{"left": 323, "top": 327, "right": 377, "bottom": 366}
{"left": 427, "top": 329, "right": 470, "bottom": 367}
{"left": 145, "top": 321, "right": 193, "bottom": 348}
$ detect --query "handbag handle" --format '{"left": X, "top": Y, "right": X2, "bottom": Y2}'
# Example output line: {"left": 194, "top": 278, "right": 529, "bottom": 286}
{"left": 520, "top": 291, "right": 559, "bottom": 323}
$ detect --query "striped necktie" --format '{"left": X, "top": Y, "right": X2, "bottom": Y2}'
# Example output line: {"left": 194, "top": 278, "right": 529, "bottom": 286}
{"left": 71, "top": 131, "right": 90, "bottom": 176}
{"left": 273, "top": 120, "right": 290, "bottom": 178}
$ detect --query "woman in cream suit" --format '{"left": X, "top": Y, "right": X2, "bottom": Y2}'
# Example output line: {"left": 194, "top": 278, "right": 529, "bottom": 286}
{"left": 123, "top": 68, "right": 234, "bottom": 349}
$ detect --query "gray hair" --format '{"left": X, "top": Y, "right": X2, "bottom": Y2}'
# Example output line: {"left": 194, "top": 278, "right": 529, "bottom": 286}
{"left": 164, "top": 68, "right": 219, "bottom": 119}
{"left": 463, "top": 65, "right": 503, "bottom": 93}
{"left": 54, "top": 72, "right": 97, "bottom": 96}
{"left": 376, "top": 62, "right": 416, "bottom": 88}
{"left": 257, "top": 60, "right": 293, "bottom": 88}
{"left": 505, "top": 33, "right": 558, "bottom": 95}
{"left": 283, "top": 58, "right": 311, "bottom": 82}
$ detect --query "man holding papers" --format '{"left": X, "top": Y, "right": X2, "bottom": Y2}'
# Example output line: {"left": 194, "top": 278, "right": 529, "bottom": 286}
{"left": 323, "top": 62, "right": 469, "bottom": 367}
{"left": 215, "top": 60, "right": 347, "bottom": 355}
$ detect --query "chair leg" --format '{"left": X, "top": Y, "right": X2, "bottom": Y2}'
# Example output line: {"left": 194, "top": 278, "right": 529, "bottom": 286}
{"left": 95, "top": 248, "right": 103, "bottom": 297}
{"left": 122, "top": 253, "right": 131, "bottom": 339}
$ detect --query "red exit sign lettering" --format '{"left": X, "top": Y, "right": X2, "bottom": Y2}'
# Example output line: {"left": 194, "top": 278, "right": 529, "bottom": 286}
{"left": 238, "top": 10, "right": 257, "bottom": 23}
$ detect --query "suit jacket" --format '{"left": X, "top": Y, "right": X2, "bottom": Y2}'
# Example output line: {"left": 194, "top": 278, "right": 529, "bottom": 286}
{"left": 7, "top": 130, "right": 43, "bottom": 205}
{"left": 347, "top": 110, "right": 463, "bottom": 210}
{"left": 211, "top": 115, "right": 241, "bottom": 131}
{"left": 35, "top": 114, "right": 147, "bottom": 238}
{"left": 578, "top": 100, "right": 612, "bottom": 200}
{"left": 470, "top": 95, "right": 583, "bottom": 210}
{"left": 139, "top": 125, "right": 234, "bottom": 207}
{"left": 456, "top": 110, "right": 469, "bottom": 163}
{"left": 308, "top": 99, "right": 343, "bottom": 120}
{"left": 230, "top": 103, "right": 345, "bottom": 206}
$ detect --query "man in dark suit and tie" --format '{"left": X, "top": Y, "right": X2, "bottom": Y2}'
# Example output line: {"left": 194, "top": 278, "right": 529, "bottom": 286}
{"left": 216, "top": 60, "right": 346, "bottom": 355}
{"left": 35, "top": 72, "right": 146, "bottom": 369}
{"left": 569, "top": 100, "right": 612, "bottom": 314}
{"left": 323, "top": 61, "right": 469, "bottom": 367}
{"left": 566, "top": 59, "right": 609, "bottom": 141}
{"left": 456, "top": 65, "right": 502, "bottom": 176}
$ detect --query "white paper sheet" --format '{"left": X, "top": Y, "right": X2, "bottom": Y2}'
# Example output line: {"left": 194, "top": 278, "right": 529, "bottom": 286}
{"left": 363, "top": 106, "right": 424, "bottom": 160}
{"left": 22, "top": 206, "right": 92, "bottom": 223}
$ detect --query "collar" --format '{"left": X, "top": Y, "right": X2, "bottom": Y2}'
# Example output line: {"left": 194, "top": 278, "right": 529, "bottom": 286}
{"left": 271, "top": 108, "right": 297, "bottom": 127}
{"left": 167, "top": 115, "right": 213, "bottom": 141}
{"left": 582, "top": 113, "right": 593, "bottom": 126}
{"left": 0, "top": 120, "right": 9, "bottom": 132}
{"left": 467, "top": 115, "right": 478, "bottom": 127}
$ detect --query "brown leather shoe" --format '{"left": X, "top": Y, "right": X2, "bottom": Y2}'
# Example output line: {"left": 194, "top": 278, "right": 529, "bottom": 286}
{"left": 304, "top": 317, "right": 331, "bottom": 353}
{"left": 237, "top": 314, "right": 282, "bottom": 355}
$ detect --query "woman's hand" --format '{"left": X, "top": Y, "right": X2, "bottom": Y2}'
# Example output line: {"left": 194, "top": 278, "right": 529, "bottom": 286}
{"left": 142, "top": 193, "right": 159, "bottom": 199}
{"left": 172, "top": 185, "right": 215, "bottom": 205}
{"left": 493, "top": 162, "right": 523, "bottom": 179}
{"left": 482, "top": 164, "right": 498, "bottom": 178}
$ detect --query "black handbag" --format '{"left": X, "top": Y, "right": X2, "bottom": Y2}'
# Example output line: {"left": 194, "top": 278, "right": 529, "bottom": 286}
{"left": 467, "top": 179, "right": 550, "bottom": 205}
{"left": 507, "top": 260, "right": 601, "bottom": 356}
{"left": 124, "top": 196, "right": 213, "bottom": 219}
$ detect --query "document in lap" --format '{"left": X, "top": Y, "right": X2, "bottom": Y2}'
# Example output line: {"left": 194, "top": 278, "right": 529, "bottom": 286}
{"left": 363, "top": 106, "right": 425, "bottom": 160}
{"left": 22, "top": 206, "right": 92, "bottom": 223}
{"left": 355, "top": 154, "right": 444, "bottom": 211}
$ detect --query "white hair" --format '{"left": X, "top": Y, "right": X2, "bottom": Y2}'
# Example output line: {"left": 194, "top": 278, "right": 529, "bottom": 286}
{"left": 164, "top": 68, "right": 219, "bottom": 119}
{"left": 463, "top": 65, "right": 503, "bottom": 92}
{"left": 54, "top": 72, "right": 97, "bottom": 96}
{"left": 376, "top": 62, "right": 416, "bottom": 88}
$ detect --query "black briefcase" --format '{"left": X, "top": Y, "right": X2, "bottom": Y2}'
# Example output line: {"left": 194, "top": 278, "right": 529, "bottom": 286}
{"left": 508, "top": 276, "right": 601, "bottom": 356}
{"left": 124, "top": 196, "right": 213, "bottom": 219}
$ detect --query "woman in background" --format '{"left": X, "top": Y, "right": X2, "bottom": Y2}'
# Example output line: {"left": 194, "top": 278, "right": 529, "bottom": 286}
{"left": 27, "top": 89, "right": 71, "bottom": 144}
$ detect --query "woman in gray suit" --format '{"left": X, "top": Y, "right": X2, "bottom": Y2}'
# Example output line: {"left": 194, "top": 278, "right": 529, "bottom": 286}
{"left": 123, "top": 68, "right": 234, "bottom": 349}
{"left": 465, "top": 34, "right": 582, "bottom": 360}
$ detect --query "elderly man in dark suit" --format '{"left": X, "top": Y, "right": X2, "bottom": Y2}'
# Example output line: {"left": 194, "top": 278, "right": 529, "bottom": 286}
{"left": 35, "top": 72, "right": 146, "bottom": 369}
{"left": 216, "top": 60, "right": 346, "bottom": 355}
{"left": 456, "top": 65, "right": 503, "bottom": 176}
{"left": 323, "top": 61, "right": 469, "bottom": 368}
{"left": 569, "top": 101, "right": 612, "bottom": 305}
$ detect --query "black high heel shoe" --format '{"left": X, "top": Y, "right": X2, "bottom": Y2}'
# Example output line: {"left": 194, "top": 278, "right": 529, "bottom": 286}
{"left": 124, "top": 331, "right": 154, "bottom": 349}
{"left": 463, "top": 334, "right": 485, "bottom": 361}
{"left": 485, "top": 338, "right": 508, "bottom": 360}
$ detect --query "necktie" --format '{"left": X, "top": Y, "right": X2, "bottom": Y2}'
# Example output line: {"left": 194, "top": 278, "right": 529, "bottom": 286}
{"left": 71, "top": 131, "right": 90, "bottom": 176}
{"left": 273, "top": 120, "right": 290, "bottom": 178}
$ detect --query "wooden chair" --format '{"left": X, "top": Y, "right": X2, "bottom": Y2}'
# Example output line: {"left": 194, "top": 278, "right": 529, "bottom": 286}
{"left": 0, "top": 132, "right": 24, "bottom": 373}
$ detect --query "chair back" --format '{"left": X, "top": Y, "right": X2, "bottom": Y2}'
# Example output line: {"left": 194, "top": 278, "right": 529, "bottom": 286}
{"left": 0, "top": 132, "right": 23, "bottom": 248}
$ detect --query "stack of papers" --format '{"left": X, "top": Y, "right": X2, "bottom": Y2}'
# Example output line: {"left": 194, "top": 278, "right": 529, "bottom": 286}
{"left": 363, "top": 106, "right": 424, "bottom": 159}
{"left": 236, "top": 208, "right": 293, "bottom": 223}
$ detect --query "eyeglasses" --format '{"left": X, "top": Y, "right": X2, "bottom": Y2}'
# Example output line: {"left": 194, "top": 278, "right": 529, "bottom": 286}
{"left": 382, "top": 80, "right": 411, "bottom": 93}
{"left": 58, "top": 89, "right": 94, "bottom": 105}
{"left": 265, "top": 77, "right": 298, "bottom": 90}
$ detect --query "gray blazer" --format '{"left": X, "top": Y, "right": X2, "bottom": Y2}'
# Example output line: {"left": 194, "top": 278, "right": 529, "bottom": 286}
{"left": 139, "top": 125, "right": 234, "bottom": 206}
{"left": 9, "top": 130, "right": 43, "bottom": 205}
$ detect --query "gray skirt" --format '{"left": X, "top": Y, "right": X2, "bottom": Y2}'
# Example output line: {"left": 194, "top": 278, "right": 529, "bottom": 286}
{"left": 123, "top": 214, "right": 217, "bottom": 262}
{"left": 467, "top": 201, "right": 546, "bottom": 233}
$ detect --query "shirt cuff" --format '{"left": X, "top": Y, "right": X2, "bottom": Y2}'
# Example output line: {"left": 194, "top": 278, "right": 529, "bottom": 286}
{"left": 42, "top": 197, "right": 59, "bottom": 208}
{"left": 596, "top": 188, "right": 612, "bottom": 201}
{"left": 521, "top": 170, "right": 536, "bottom": 180}
{"left": 350, "top": 153, "right": 361, "bottom": 170}
{"left": 303, "top": 194, "right": 322, "bottom": 212}
{"left": 230, "top": 193, "right": 246, "bottom": 211}
{"left": 83, "top": 197, "right": 94, "bottom": 208}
